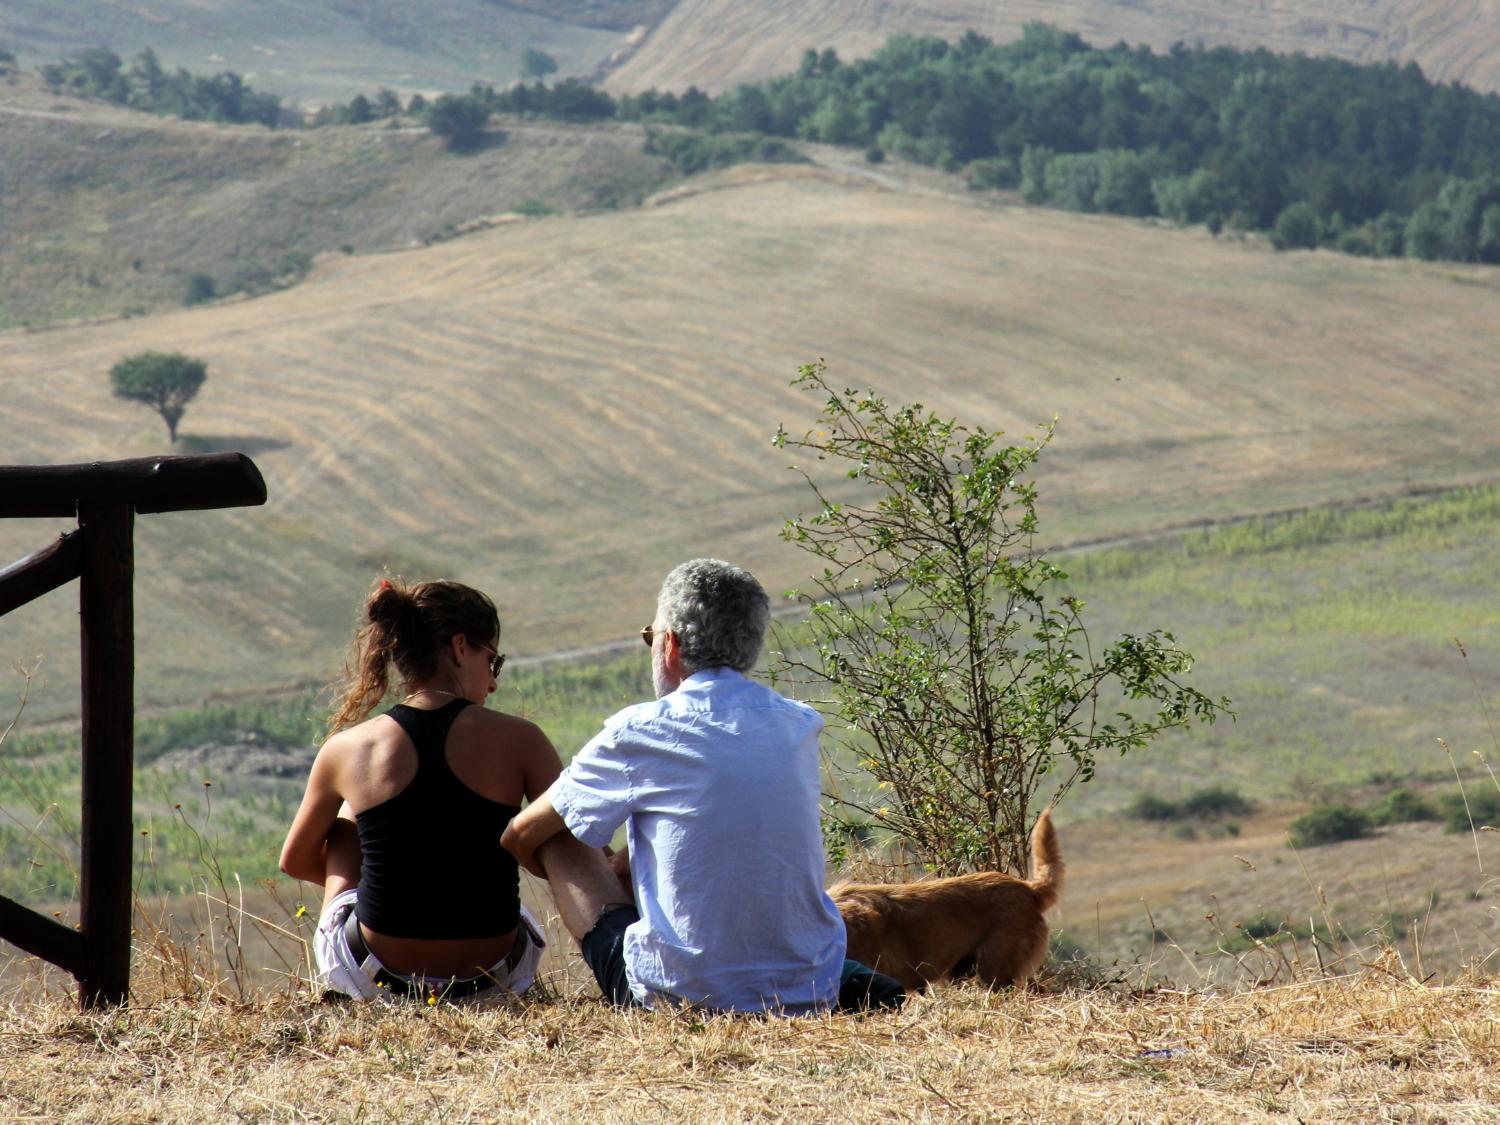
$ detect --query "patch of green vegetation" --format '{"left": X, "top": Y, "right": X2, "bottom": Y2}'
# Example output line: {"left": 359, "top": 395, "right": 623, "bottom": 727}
{"left": 1288, "top": 805, "right": 1373, "bottom": 847}
{"left": 1368, "top": 788, "right": 1441, "bottom": 826}
{"left": 1129, "top": 785, "right": 1255, "bottom": 822}
{"left": 643, "top": 129, "right": 806, "bottom": 175}
{"left": 1055, "top": 483, "right": 1500, "bottom": 815}
{"left": 1440, "top": 787, "right": 1500, "bottom": 833}
{"left": 1221, "top": 913, "right": 1345, "bottom": 953}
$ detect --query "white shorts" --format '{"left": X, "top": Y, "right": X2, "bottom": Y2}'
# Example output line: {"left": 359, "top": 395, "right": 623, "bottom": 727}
{"left": 313, "top": 889, "right": 545, "bottom": 1003}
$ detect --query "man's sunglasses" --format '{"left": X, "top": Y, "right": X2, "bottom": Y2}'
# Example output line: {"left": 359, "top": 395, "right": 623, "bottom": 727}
{"left": 640, "top": 625, "right": 667, "bottom": 648}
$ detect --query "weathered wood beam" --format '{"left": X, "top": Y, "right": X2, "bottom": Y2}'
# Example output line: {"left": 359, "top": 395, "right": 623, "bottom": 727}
{"left": 0, "top": 532, "right": 83, "bottom": 616}
{"left": 77, "top": 501, "right": 134, "bottom": 1008}
{"left": 0, "top": 453, "right": 266, "bottom": 518}
{"left": 0, "top": 894, "right": 86, "bottom": 976}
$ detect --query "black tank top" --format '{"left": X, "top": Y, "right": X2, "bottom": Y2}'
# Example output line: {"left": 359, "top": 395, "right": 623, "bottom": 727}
{"left": 355, "top": 699, "right": 522, "bottom": 938}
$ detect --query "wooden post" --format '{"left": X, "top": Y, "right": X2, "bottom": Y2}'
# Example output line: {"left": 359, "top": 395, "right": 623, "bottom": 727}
{"left": 0, "top": 453, "right": 265, "bottom": 1007}
{"left": 77, "top": 501, "right": 134, "bottom": 1008}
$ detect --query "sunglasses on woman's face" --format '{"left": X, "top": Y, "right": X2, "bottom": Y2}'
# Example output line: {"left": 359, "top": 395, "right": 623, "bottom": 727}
{"left": 476, "top": 643, "right": 506, "bottom": 677}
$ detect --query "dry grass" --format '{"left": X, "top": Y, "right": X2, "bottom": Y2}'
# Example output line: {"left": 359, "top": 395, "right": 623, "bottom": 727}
{"left": 3, "top": 951, "right": 1498, "bottom": 1122}
{"left": 1058, "top": 807, "right": 1500, "bottom": 987}
{"left": 3, "top": 159, "right": 1498, "bottom": 720}
{"left": 606, "top": 0, "right": 1500, "bottom": 95}
{"left": 0, "top": 80, "right": 671, "bottom": 331}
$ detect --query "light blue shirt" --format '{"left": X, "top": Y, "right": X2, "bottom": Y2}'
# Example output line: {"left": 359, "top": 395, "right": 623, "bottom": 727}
{"left": 552, "top": 667, "right": 847, "bottom": 1013}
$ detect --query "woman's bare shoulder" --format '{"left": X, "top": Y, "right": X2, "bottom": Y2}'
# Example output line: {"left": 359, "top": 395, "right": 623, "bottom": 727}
{"left": 458, "top": 705, "right": 552, "bottom": 747}
{"left": 318, "top": 713, "right": 399, "bottom": 760}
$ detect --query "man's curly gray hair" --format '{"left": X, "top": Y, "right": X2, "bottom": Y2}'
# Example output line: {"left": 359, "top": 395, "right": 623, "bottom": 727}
{"left": 656, "top": 558, "right": 770, "bottom": 674}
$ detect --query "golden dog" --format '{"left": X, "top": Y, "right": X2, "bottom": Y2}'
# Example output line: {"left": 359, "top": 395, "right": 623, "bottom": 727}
{"left": 832, "top": 809, "right": 1064, "bottom": 991}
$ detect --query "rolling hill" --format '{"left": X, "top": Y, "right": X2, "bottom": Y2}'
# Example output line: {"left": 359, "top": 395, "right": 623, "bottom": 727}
{"left": 0, "top": 0, "right": 628, "bottom": 106}
{"left": 604, "top": 0, "right": 1500, "bottom": 96}
{"left": 0, "top": 81, "right": 673, "bottom": 331}
{"left": 1, "top": 152, "right": 1497, "bottom": 721}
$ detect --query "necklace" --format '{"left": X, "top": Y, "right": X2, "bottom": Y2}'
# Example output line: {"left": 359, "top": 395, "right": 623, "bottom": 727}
{"left": 401, "top": 688, "right": 460, "bottom": 704}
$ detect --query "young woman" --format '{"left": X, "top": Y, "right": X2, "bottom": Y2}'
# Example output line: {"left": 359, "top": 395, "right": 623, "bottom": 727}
{"left": 280, "top": 578, "right": 563, "bottom": 1002}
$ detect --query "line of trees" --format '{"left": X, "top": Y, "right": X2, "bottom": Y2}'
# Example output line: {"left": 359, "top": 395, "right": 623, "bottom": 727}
{"left": 367, "top": 25, "right": 1500, "bottom": 263}
{"left": 40, "top": 47, "right": 284, "bottom": 127}
{"left": 42, "top": 28, "right": 1500, "bottom": 263}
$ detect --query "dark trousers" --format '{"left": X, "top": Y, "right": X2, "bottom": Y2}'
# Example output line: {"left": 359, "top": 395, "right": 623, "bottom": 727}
{"left": 580, "top": 904, "right": 906, "bottom": 1012}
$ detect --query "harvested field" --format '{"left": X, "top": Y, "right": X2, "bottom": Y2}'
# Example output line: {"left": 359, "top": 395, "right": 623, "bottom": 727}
{"left": 1, "top": 163, "right": 1498, "bottom": 719}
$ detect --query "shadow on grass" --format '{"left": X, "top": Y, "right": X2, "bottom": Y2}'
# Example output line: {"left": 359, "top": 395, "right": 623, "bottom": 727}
{"left": 177, "top": 433, "right": 289, "bottom": 456}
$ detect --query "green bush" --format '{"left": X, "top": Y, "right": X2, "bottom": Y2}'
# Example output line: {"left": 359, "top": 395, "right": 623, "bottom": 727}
{"left": 644, "top": 129, "right": 805, "bottom": 176}
{"left": 1440, "top": 788, "right": 1500, "bottom": 833}
{"left": 1128, "top": 785, "right": 1253, "bottom": 822}
{"left": 1271, "top": 202, "right": 1322, "bottom": 250}
{"left": 1128, "top": 793, "right": 1179, "bottom": 821}
{"left": 183, "top": 273, "right": 216, "bottom": 306}
{"left": 1288, "top": 804, "right": 1372, "bottom": 847}
{"left": 1368, "top": 788, "right": 1439, "bottom": 826}
{"left": 1180, "top": 785, "right": 1255, "bottom": 819}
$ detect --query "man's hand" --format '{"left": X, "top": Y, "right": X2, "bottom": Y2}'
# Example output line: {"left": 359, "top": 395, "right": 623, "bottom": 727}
{"left": 605, "top": 845, "right": 633, "bottom": 901}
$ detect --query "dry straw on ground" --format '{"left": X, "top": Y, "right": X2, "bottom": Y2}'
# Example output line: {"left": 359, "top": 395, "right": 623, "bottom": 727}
{"left": 2, "top": 961, "right": 1497, "bottom": 1122}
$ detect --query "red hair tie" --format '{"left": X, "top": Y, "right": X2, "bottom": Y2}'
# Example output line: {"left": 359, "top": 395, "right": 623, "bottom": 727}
{"left": 379, "top": 578, "right": 391, "bottom": 590}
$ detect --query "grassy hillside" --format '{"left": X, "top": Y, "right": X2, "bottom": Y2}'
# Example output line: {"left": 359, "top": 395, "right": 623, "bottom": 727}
{"left": 2, "top": 159, "right": 1498, "bottom": 721}
{"left": 0, "top": 1, "right": 626, "bottom": 106}
{"left": 0, "top": 84, "right": 672, "bottom": 330}
{"left": 606, "top": 0, "right": 1500, "bottom": 96}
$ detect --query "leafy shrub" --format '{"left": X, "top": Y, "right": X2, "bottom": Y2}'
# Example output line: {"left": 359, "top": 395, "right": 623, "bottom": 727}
{"left": 774, "top": 363, "right": 1228, "bottom": 875}
{"left": 1180, "top": 785, "right": 1255, "bottom": 819}
{"left": 965, "top": 156, "right": 1017, "bottom": 190}
{"left": 1128, "top": 793, "right": 1180, "bottom": 821}
{"left": 1440, "top": 788, "right": 1500, "bottom": 833}
{"left": 1129, "top": 785, "right": 1253, "bottom": 822}
{"left": 183, "top": 273, "right": 216, "bottom": 306}
{"left": 1271, "top": 202, "right": 1322, "bottom": 250}
{"left": 1368, "top": 788, "right": 1439, "bottom": 826}
{"left": 514, "top": 199, "right": 556, "bottom": 217}
{"left": 1288, "top": 804, "right": 1372, "bottom": 847}
{"left": 644, "top": 129, "right": 804, "bottom": 176}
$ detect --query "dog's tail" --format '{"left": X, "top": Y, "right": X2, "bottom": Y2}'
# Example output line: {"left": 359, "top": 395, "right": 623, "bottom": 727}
{"left": 1027, "top": 808, "right": 1065, "bottom": 913}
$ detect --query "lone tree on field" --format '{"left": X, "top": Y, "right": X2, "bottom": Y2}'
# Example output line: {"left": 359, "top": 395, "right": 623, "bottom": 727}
{"left": 773, "top": 361, "right": 1230, "bottom": 876}
{"left": 109, "top": 351, "right": 207, "bottom": 443}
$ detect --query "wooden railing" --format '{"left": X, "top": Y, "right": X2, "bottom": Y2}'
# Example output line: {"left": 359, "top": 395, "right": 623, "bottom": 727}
{"left": 0, "top": 453, "right": 266, "bottom": 1007}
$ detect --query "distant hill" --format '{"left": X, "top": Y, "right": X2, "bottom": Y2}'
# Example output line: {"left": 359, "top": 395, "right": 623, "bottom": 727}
{"left": 0, "top": 81, "right": 672, "bottom": 330}
{"left": 604, "top": 0, "right": 1500, "bottom": 95}
{"left": 0, "top": 0, "right": 629, "bottom": 106}
{"left": 2, "top": 159, "right": 1496, "bottom": 718}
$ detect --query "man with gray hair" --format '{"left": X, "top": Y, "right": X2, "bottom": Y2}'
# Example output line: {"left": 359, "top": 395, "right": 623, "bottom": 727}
{"left": 504, "top": 558, "right": 903, "bottom": 1013}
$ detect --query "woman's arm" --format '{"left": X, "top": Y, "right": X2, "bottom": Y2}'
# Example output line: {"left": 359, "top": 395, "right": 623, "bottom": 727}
{"left": 279, "top": 739, "right": 348, "bottom": 884}
{"left": 501, "top": 783, "right": 567, "bottom": 878}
